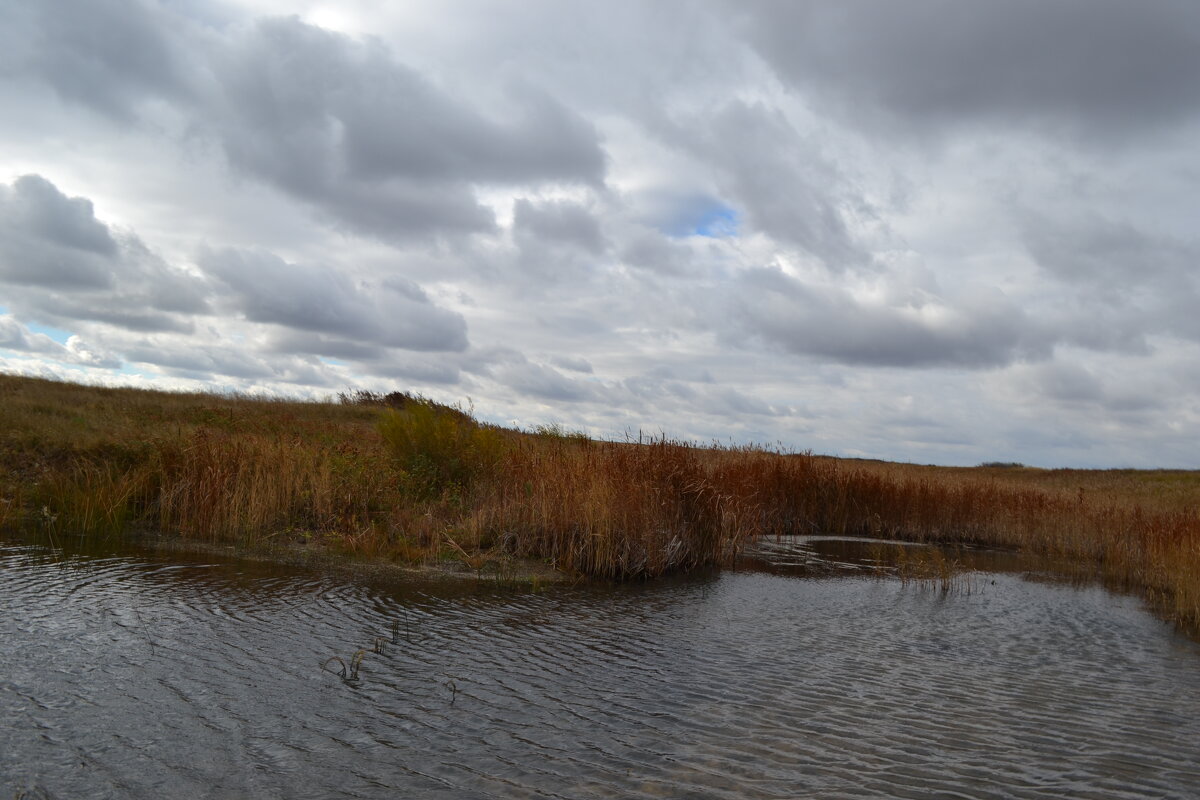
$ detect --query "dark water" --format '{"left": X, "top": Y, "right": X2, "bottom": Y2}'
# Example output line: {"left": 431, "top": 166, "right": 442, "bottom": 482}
{"left": 3, "top": 533, "right": 1199, "bottom": 799}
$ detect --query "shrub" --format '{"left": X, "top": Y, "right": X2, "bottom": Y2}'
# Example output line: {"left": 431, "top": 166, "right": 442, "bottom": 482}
{"left": 377, "top": 400, "right": 505, "bottom": 496}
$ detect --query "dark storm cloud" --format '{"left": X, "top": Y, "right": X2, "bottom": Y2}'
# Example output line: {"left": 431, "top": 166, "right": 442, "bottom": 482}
{"left": 0, "top": 175, "right": 209, "bottom": 330}
{"left": 731, "top": 267, "right": 1045, "bottom": 368}
{"left": 736, "top": 0, "right": 1200, "bottom": 136}
{"left": 198, "top": 247, "right": 468, "bottom": 352}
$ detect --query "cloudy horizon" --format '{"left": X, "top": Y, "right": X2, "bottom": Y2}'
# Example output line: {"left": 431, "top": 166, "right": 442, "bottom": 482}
{"left": 2, "top": 0, "right": 1199, "bottom": 468}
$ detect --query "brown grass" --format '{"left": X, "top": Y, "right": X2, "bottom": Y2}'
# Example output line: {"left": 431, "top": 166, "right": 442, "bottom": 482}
{"left": 1, "top": 373, "right": 1198, "bottom": 628}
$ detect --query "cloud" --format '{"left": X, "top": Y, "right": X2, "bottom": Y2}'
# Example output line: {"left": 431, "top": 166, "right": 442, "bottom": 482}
{"left": 730, "top": 267, "right": 1045, "bottom": 368}
{"left": 1020, "top": 211, "right": 1200, "bottom": 346}
{"left": 0, "top": 174, "right": 209, "bottom": 331}
{"left": 549, "top": 354, "right": 593, "bottom": 374}
{"left": 654, "top": 100, "right": 868, "bottom": 267}
{"left": 198, "top": 246, "right": 469, "bottom": 353}
{"left": 735, "top": 0, "right": 1200, "bottom": 139}
{"left": 205, "top": 17, "right": 606, "bottom": 240}
{"left": 11, "top": 6, "right": 608, "bottom": 243}
{"left": 0, "top": 315, "right": 66, "bottom": 355}
{"left": 1019, "top": 361, "right": 1166, "bottom": 415}
{"left": 496, "top": 359, "right": 602, "bottom": 404}
{"left": 121, "top": 336, "right": 334, "bottom": 386}
{"left": 0, "top": 314, "right": 120, "bottom": 368}
{"left": 513, "top": 198, "right": 606, "bottom": 254}
{"left": 2, "top": 0, "right": 199, "bottom": 121}
{"left": 0, "top": 175, "right": 118, "bottom": 288}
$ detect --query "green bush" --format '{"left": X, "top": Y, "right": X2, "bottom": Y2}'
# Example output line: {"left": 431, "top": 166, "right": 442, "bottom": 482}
{"left": 377, "top": 401, "right": 505, "bottom": 496}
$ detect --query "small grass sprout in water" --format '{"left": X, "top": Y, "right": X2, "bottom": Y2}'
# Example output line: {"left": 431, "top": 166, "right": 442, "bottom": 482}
{"left": 871, "top": 542, "right": 975, "bottom": 594}
{"left": 322, "top": 650, "right": 366, "bottom": 682}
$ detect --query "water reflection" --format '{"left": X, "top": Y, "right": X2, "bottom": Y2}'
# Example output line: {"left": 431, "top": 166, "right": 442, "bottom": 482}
{"left": 2, "top": 531, "right": 1199, "bottom": 799}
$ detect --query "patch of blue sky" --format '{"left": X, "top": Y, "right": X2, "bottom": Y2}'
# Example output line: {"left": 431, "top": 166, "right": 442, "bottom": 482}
{"left": 692, "top": 205, "right": 739, "bottom": 237}
{"left": 319, "top": 356, "right": 348, "bottom": 367}
{"left": 26, "top": 321, "right": 74, "bottom": 344}
{"left": 660, "top": 198, "right": 740, "bottom": 239}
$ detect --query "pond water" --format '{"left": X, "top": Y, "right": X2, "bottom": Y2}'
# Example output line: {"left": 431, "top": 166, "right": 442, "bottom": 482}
{"left": 3, "top": 533, "right": 1199, "bottom": 799}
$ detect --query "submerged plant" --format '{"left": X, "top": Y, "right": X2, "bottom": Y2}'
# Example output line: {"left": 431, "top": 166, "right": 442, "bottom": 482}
{"left": 322, "top": 649, "right": 366, "bottom": 682}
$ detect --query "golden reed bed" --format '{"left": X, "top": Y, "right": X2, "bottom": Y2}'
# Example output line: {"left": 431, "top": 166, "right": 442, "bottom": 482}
{"left": 1, "top": 374, "right": 1197, "bottom": 629}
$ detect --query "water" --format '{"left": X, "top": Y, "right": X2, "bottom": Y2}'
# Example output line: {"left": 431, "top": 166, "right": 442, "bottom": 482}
{"left": 3, "top": 533, "right": 1199, "bottom": 799}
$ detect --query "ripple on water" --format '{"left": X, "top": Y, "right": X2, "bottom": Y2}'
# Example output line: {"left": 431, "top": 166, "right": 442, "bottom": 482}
{"left": 2, "top": 534, "right": 1199, "bottom": 799}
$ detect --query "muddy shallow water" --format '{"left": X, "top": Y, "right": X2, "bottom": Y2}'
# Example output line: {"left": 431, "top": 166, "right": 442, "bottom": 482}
{"left": 3, "top": 532, "right": 1199, "bottom": 799}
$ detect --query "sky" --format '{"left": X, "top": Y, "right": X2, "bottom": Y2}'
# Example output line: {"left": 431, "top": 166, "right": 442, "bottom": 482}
{"left": 2, "top": 0, "right": 1199, "bottom": 468}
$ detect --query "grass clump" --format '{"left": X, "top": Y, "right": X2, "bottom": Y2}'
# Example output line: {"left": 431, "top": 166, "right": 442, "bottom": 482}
{"left": 377, "top": 398, "right": 506, "bottom": 497}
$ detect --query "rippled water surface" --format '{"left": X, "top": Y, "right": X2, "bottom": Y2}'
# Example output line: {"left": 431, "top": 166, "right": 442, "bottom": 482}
{"left": 3, "top": 533, "right": 1199, "bottom": 799}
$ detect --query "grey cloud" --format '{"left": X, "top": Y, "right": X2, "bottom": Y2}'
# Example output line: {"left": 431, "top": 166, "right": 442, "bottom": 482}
{"left": 1023, "top": 213, "right": 1194, "bottom": 288}
{"left": 618, "top": 230, "right": 692, "bottom": 276}
{"left": 621, "top": 372, "right": 785, "bottom": 419}
{"left": 3, "top": 0, "right": 198, "bottom": 120}
{"left": 708, "top": 387, "right": 781, "bottom": 418}
{"left": 207, "top": 17, "right": 605, "bottom": 240}
{"left": 362, "top": 356, "right": 462, "bottom": 386}
{"left": 0, "top": 314, "right": 121, "bottom": 368}
{"left": 123, "top": 339, "right": 335, "bottom": 386}
{"left": 513, "top": 199, "right": 606, "bottom": 254}
{"left": 0, "top": 175, "right": 117, "bottom": 289}
{"left": 1021, "top": 212, "right": 1200, "bottom": 346}
{"left": 549, "top": 354, "right": 593, "bottom": 374}
{"left": 268, "top": 331, "right": 386, "bottom": 363}
{"left": 736, "top": 1, "right": 1200, "bottom": 138}
{"left": 10, "top": 7, "right": 607, "bottom": 242}
{"left": 1025, "top": 362, "right": 1165, "bottom": 414}
{"left": 0, "top": 175, "right": 209, "bottom": 330}
{"left": 732, "top": 267, "right": 1045, "bottom": 368}
{"left": 26, "top": 295, "right": 196, "bottom": 334}
{"left": 497, "top": 360, "right": 601, "bottom": 403}
{"left": 198, "top": 247, "right": 468, "bottom": 352}
{"left": 657, "top": 101, "right": 866, "bottom": 267}
{"left": 0, "top": 315, "right": 66, "bottom": 355}
{"left": 269, "top": 332, "right": 463, "bottom": 386}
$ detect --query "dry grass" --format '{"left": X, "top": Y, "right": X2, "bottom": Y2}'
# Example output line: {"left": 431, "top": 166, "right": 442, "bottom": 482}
{"left": 1, "top": 373, "right": 1199, "bottom": 628}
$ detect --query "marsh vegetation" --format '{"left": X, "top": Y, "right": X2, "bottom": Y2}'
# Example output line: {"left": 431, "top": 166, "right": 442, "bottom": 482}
{"left": 1, "top": 373, "right": 1198, "bottom": 628}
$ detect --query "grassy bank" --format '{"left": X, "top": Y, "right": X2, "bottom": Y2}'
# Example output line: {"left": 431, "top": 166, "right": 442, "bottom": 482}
{"left": 1, "top": 374, "right": 1198, "bottom": 627}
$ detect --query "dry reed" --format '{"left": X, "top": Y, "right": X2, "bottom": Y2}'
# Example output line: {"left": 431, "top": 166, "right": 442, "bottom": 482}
{"left": 2, "top": 373, "right": 1199, "bottom": 629}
